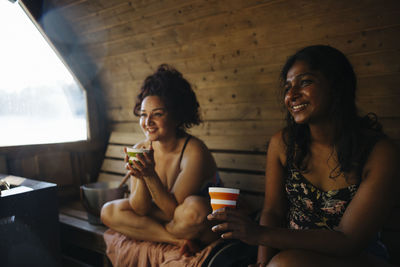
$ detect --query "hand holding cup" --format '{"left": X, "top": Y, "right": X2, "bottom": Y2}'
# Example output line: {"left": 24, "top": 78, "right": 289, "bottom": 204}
{"left": 207, "top": 187, "right": 261, "bottom": 245}
{"left": 124, "top": 144, "right": 155, "bottom": 179}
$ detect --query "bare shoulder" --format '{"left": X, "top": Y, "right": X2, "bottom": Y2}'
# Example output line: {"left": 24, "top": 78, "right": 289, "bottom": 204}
{"left": 183, "top": 135, "right": 212, "bottom": 155}
{"left": 268, "top": 130, "right": 287, "bottom": 165}
{"left": 181, "top": 135, "right": 216, "bottom": 168}
{"left": 363, "top": 138, "right": 400, "bottom": 181}
{"left": 269, "top": 130, "right": 286, "bottom": 149}
{"left": 366, "top": 138, "right": 399, "bottom": 165}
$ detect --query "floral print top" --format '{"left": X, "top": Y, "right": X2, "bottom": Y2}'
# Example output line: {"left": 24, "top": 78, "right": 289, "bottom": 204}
{"left": 285, "top": 168, "right": 359, "bottom": 230}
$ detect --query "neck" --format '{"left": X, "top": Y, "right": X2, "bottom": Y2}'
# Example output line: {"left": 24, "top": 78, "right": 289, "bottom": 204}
{"left": 153, "top": 133, "right": 186, "bottom": 153}
{"left": 308, "top": 121, "right": 335, "bottom": 146}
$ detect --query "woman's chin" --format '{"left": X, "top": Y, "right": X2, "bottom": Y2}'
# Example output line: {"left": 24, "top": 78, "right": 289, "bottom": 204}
{"left": 145, "top": 133, "right": 158, "bottom": 141}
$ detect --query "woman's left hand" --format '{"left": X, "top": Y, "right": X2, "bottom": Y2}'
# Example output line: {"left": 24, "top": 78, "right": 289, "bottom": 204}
{"left": 207, "top": 207, "right": 262, "bottom": 245}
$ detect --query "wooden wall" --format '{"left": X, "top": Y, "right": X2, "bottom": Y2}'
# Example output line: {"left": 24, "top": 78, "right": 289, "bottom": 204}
{"left": 6, "top": 0, "right": 399, "bottom": 191}
{"left": 47, "top": 0, "right": 400, "bottom": 152}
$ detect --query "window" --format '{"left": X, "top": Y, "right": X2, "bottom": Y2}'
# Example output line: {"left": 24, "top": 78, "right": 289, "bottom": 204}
{"left": 0, "top": 1, "right": 88, "bottom": 147}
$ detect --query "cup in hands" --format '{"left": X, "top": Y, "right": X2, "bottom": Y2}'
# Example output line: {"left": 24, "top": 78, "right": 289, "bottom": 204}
{"left": 126, "top": 147, "right": 151, "bottom": 164}
{"left": 208, "top": 187, "right": 240, "bottom": 211}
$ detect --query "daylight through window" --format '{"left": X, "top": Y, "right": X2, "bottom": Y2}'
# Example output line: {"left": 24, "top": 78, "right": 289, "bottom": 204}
{"left": 0, "top": 1, "right": 88, "bottom": 147}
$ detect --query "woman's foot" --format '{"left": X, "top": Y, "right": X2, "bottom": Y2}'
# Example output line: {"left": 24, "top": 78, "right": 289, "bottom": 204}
{"left": 179, "top": 239, "right": 204, "bottom": 257}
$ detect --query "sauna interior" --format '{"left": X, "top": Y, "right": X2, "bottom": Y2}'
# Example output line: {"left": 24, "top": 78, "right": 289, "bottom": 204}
{"left": 0, "top": 0, "right": 399, "bottom": 266}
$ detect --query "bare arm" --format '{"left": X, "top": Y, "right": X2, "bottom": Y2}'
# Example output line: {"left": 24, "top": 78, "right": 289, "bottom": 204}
{"left": 255, "top": 132, "right": 289, "bottom": 263}
{"left": 210, "top": 138, "right": 399, "bottom": 258}
{"left": 256, "top": 139, "right": 399, "bottom": 255}
{"left": 170, "top": 137, "right": 216, "bottom": 203}
{"left": 153, "top": 138, "right": 215, "bottom": 220}
{"left": 126, "top": 142, "right": 178, "bottom": 220}
{"left": 133, "top": 137, "right": 216, "bottom": 221}
{"left": 128, "top": 173, "right": 153, "bottom": 216}
{"left": 123, "top": 143, "right": 154, "bottom": 215}
{"left": 207, "top": 131, "right": 288, "bottom": 260}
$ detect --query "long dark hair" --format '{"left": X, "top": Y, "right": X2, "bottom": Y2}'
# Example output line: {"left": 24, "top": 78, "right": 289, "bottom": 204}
{"left": 134, "top": 64, "right": 202, "bottom": 136}
{"left": 280, "top": 45, "right": 385, "bottom": 179}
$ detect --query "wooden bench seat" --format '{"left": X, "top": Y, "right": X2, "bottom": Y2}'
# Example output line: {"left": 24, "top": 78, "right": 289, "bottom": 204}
{"left": 59, "top": 131, "right": 400, "bottom": 266}
{"left": 59, "top": 201, "right": 111, "bottom": 266}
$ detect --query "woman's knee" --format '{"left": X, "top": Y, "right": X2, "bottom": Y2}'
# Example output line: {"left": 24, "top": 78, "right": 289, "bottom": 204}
{"left": 177, "top": 195, "right": 211, "bottom": 226}
{"left": 100, "top": 201, "right": 115, "bottom": 227}
{"left": 100, "top": 199, "right": 130, "bottom": 227}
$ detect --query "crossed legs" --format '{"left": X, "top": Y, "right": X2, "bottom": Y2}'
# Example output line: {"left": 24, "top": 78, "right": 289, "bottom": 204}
{"left": 100, "top": 195, "right": 218, "bottom": 248}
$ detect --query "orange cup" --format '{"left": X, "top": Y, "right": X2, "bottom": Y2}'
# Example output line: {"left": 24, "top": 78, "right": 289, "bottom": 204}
{"left": 209, "top": 187, "right": 240, "bottom": 211}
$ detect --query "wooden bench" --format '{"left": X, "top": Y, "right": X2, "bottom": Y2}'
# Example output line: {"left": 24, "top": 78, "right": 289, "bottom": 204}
{"left": 59, "top": 131, "right": 266, "bottom": 266}
{"left": 59, "top": 131, "right": 400, "bottom": 266}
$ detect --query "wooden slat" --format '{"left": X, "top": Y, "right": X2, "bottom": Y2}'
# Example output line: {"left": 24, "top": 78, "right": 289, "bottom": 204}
{"left": 108, "top": 129, "right": 271, "bottom": 152}
{"left": 239, "top": 193, "right": 265, "bottom": 214}
{"left": 59, "top": 213, "right": 107, "bottom": 254}
{"left": 59, "top": 213, "right": 106, "bottom": 237}
{"left": 219, "top": 171, "right": 265, "bottom": 193}
{"left": 105, "top": 144, "right": 267, "bottom": 171}
{"left": 107, "top": 101, "right": 284, "bottom": 122}
{"left": 206, "top": 133, "right": 271, "bottom": 152}
{"left": 60, "top": 201, "right": 88, "bottom": 221}
{"left": 105, "top": 144, "right": 125, "bottom": 159}
{"left": 68, "top": 0, "right": 203, "bottom": 32}
{"left": 97, "top": 172, "right": 125, "bottom": 183}
{"left": 100, "top": 158, "right": 125, "bottom": 174}
{"left": 55, "top": 0, "right": 128, "bottom": 22}
{"left": 109, "top": 131, "right": 145, "bottom": 145}
{"left": 213, "top": 152, "right": 265, "bottom": 172}
{"left": 190, "top": 120, "right": 281, "bottom": 142}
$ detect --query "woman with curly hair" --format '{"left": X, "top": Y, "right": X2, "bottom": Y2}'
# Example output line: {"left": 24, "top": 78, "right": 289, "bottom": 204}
{"left": 101, "top": 64, "right": 220, "bottom": 255}
{"left": 208, "top": 45, "right": 399, "bottom": 266}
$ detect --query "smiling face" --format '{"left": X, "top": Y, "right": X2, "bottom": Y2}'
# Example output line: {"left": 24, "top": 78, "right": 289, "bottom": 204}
{"left": 139, "top": 95, "right": 177, "bottom": 142}
{"left": 284, "top": 61, "right": 332, "bottom": 125}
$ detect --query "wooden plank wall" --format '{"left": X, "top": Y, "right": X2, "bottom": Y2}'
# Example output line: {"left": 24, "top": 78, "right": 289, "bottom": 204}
{"left": 48, "top": 0, "right": 400, "bottom": 150}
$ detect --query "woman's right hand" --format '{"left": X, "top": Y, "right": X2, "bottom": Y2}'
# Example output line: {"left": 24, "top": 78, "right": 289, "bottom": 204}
{"left": 207, "top": 207, "right": 262, "bottom": 245}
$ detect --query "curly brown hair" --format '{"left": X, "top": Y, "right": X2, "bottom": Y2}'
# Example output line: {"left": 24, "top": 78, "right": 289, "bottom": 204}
{"left": 133, "top": 64, "right": 202, "bottom": 135}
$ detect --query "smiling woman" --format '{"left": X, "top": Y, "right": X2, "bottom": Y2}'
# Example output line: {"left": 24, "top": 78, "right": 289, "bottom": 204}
{"left": 208, "top": 45, "right": 399, "bottom": 267}
{"left": 0, "top": 1, "right": 87, "bottom": 147}
{"left": 100, "top": 64, "right": 222, "bottom": 266}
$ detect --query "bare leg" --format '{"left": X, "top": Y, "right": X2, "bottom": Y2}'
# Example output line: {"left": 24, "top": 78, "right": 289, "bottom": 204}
{"left": 165, "top": 196, "right": 219, "bottom": 256}
{"left": 267, "top": 249, "right": 393, "bottom": 267}
{"left": 101, "top": 198, "right": 184, "bottom": 246}
{"left": 166, "top": 196, "right": 219, "bottom": 244}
